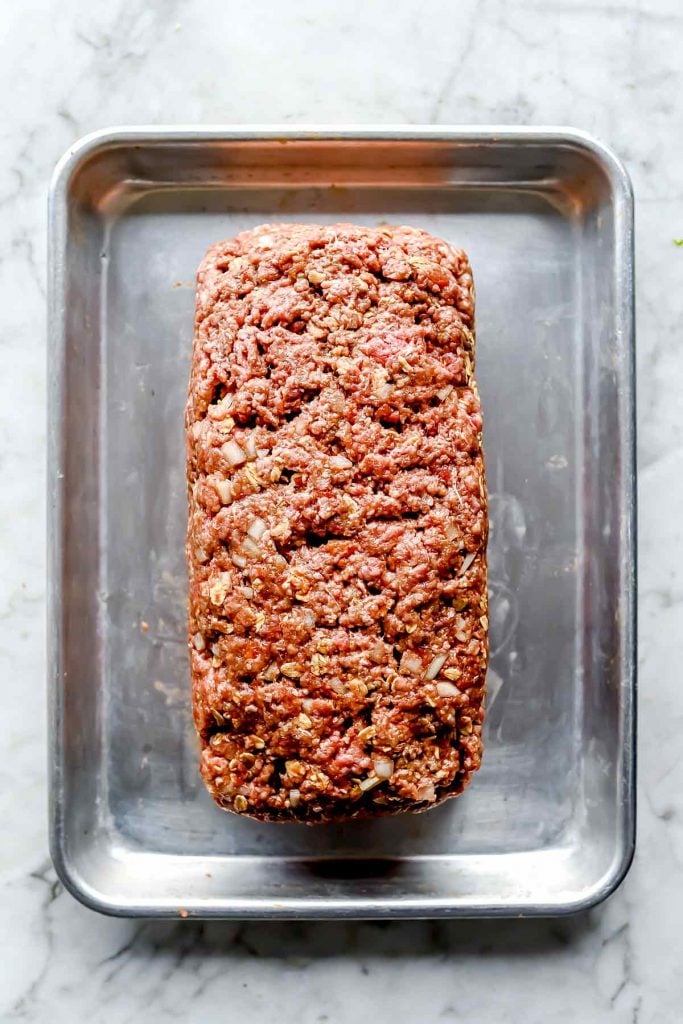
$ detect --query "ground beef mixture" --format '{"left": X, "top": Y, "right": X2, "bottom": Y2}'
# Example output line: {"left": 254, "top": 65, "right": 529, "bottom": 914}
{"left": 186, "top": 223, "right": 488, "bottom": 823}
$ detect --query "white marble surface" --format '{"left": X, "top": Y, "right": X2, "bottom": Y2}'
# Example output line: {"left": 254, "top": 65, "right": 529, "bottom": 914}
{"left": 1, "top": 0, "right": 682, "bottom": 1020}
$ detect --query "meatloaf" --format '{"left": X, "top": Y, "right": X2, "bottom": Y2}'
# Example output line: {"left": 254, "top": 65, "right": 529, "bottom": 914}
{"left": 186, "top": 222, "right": 488, "bottom": 823}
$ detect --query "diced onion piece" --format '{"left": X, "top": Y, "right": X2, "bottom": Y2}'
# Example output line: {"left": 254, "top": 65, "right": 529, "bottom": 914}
{"left": 244, "top": 433, "right": 257, "bottom": 460}
{"left": 247, "top": 516, "right": 267, "bottom": 542}
{"left": 458, "top": 550, "right": 477, "bottom": 576}
{"left": 436, "top": 680, "right": 462, "bottom": 698}
{"left": 368, "top": 641, "right": 385, "bottom": 664}
{"left": 192, "top": 632, "right": 205, "bottom": 651}
{"left": 214, "top": 479, "right": 233, "bottom": 505}
{"left": 241, "top": 537, "right": 261, "bottom": 558}
{"left": 289, "top": 789, "right": 301, "bottom": 808}
{"left": 445, "top": 522, "right": 459, "bottom": 541}
{"left": 329, "top": 454, "right": 353, "bottom": 470}
{"left": 222, "top": 439, "right": 246, "bottom": 467}
{"left": 359, "top": 775, "right": 383, "bottom": 792}
{"left": 437, "top": 385, "right": 453, "bottom": 401}
{"left": 373, "top": 756, "right": 394, "bottom": 779}
{"left": 416, "top": 782, "right": 436, "bottom": 803}
{"left": 231, "top": 551, "right": 247, "bottom": 569}
{"left": 301, "top": 608, "right": 316, "bottom": 629}
{"left": 424, "top": 653, "right": 447, "bottom": 680}
{"left": 377, "top": 383, "right": 394, "bottom": 400}
{"left": 400, "top": 651, "right": 422, "bottom": 676}
{"left": 262, "top": 662, "right": 279, "bottom": 681}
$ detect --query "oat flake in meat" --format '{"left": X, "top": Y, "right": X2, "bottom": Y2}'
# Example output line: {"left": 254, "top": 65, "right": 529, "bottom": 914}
{"left": 186, "top": 222, "right": 488, "bottom": 823}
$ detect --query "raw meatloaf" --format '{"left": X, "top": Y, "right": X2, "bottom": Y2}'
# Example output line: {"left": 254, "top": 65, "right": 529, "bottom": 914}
{"left": 186, "top": 222, "right": 488, "bottom": 823}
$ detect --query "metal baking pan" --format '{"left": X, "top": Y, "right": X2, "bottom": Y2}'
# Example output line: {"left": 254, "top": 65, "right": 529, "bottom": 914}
{"left": 48, "top": 126, "right": 635, "bottom": 918}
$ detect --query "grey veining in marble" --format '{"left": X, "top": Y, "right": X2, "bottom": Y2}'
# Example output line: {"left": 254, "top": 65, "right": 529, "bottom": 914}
{"left": 1, "top": 0, "right": 682, "bottom": 1021}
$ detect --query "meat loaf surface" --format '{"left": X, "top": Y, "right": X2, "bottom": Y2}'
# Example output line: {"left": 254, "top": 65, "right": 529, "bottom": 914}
{"left": 186, "top": 222, "right": 488, "bottom": 823}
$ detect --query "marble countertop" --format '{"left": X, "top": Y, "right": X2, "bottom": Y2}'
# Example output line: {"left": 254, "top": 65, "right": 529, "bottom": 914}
{"left": 2, "top": 0, "right": 682, "bottom": 1021}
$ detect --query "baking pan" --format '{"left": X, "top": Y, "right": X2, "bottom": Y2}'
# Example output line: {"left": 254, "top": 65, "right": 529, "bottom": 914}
{"left": 48, "top": 127, "right": 635, "bottom": 918}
